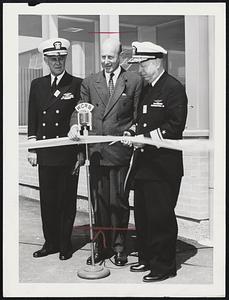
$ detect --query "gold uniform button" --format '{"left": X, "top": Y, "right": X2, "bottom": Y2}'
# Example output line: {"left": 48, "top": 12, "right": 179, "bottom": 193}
{"left": 42, "top": 136, "right": 46, "bottom": 139}
{"left": 56, "top": 136, "right": 59, "bottom": 138}
{"left": 140, "top": 148, "right": 144, "bottom": 152}
{"left": 42, "top": 123, "right": 46, "bottom": 126}
{"left": 56, "top": 110, "right": 60, "bottom": 114}
{"left": 55, "top": 123, "right": 59, "bottom": 126}
{"left": 143, "top": 123, "right": 147, "bottom": 127}
{"left": 43, "top": 111, "right": 46, "bottom": 114}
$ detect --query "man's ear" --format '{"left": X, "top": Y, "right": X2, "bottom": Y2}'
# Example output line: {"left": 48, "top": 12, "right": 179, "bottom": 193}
{"left": 155, "top": 58, "right": 161, "bottom": 69}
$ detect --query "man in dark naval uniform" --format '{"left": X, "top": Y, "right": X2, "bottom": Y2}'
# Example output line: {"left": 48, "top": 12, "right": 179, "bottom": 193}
{"left": 27, "top": 38, "right": 82, "bottom": 260}
{"left": 125, "top": 41, "right": 188, "bottom": 282}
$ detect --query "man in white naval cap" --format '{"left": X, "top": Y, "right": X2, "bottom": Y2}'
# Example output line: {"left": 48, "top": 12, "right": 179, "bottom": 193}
{"left": 125, "top": 41, "right": 188, "bottom": 282}
{"left": 27, "top": 38, "right": 83, "bottom": 260}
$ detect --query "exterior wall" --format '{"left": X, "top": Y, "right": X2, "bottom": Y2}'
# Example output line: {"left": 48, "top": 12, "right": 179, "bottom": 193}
{"left": 177, "top": 151, "right": 209, "bottom": 220}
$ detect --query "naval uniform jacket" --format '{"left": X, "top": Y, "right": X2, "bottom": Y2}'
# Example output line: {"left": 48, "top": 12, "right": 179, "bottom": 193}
{"left": 70, "top": 67, "right": 143, "bottom": 166}
{"left": 28, "top": 72, "right": 82, "bottom": 166}
{"left": 129, "top": 71, "right": 188, "bottom": 184}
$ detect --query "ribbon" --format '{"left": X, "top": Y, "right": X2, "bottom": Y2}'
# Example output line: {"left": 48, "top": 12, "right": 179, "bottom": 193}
{"left": 21, "top": 135, "right": 214, "bottom": 152}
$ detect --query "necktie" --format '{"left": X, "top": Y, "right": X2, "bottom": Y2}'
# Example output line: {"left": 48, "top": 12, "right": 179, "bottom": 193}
{"left": 108, "top": 73, "right": 115, "bottom": 97}
{"left": 51, "top": 76, "right": 58, "bottom": 92}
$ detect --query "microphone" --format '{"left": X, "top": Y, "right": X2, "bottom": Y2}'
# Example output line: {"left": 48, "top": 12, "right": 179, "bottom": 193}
{"left": 75, "top": 102, "right": 94, "bottom": 131}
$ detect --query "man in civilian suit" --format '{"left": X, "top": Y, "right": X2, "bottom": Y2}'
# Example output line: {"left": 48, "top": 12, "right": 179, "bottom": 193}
{"left": 68, "top": 38, "right": 143, "bottom": 266}
{"left": 125, "top": 41, "right": 188, "bottom": 282}
{"left": 27, "top": 38, "right": 82, "bottom": 260}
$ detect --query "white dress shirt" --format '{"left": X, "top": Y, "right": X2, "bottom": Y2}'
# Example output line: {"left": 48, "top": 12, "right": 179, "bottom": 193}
{"left": 151, "top": 70, "right": 165, "bottom": 87}
{"left": 51, "top": 71, "right": 65, "bottom": 86}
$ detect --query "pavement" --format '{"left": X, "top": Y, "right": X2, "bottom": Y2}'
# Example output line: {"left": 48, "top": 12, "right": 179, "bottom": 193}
{"left": 19, "top": 195, "right": 213, "bottom": 286}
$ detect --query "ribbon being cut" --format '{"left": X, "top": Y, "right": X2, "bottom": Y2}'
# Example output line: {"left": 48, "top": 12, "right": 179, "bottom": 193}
{"left": 21, "top": 134, "right": 214, "bottom": 152}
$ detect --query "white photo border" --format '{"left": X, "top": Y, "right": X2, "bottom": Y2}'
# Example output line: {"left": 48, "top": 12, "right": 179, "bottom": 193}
{"left": 3, "top": 2, "right": 226, "bottom": 297}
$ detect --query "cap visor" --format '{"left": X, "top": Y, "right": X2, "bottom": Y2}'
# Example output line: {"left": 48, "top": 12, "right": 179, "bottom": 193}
{"left": 127, "top": 56, "right": 149, "bottom": 64}
{"left": 44, "top": 50, "right": 68, "bottom": 56}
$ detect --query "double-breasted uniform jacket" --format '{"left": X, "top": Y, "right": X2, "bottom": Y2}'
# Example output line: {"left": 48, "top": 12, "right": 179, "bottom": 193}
{"left": 70, "top": 67, "right": 143, "bottom": 166}
{"left": 129, "top": 71, "right": 188, "bottom": 184}
{"left": 28, "top": 72, "right": 82, "bottom": 166}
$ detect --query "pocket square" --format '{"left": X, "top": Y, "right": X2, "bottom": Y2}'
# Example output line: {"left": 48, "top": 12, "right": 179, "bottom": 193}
{"left": 61, "top": 93, "right": 74, "bottom": 100}
{"left": 121, "top": 93, "right": 127, "bottom": 96}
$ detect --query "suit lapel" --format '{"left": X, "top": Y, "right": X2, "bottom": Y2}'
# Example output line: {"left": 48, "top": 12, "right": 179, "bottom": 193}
{"left": 103, "top": 68, "right": 126, "bottom": 119}
{"left": 93, "top": 71, "right": 109, "bottom": 107}
{"left": 43, "top": 72, "right": 73, "bottom": 110}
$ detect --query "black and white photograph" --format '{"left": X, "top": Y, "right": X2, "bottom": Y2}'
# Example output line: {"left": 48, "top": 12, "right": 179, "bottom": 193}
{"left": 3, "top": 2, "right": 225, "bottom": 298}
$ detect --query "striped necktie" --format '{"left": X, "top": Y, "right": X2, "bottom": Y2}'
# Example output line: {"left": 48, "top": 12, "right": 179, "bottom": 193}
{"left": 108, "top": 73, "right": 115, "bottom": 97}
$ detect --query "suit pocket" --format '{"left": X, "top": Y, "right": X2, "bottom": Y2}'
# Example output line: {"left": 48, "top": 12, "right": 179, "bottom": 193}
{"left": 117, "top": 98, "right": 133, "bottom": 119}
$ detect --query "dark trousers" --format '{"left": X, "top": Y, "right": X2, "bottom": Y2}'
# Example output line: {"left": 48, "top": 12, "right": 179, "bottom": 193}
{"left": 90, "top": 165, "right": 130, "bottom": 253}
{"left": 134, "top": 178, "right": 181, "bottom": 274}
{"left": 38, "top": 165, "right": 78, "bottom": 253}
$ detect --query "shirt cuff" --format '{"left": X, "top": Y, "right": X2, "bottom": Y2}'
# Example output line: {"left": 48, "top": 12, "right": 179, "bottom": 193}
{"left": 144, "top": 128, "right": 163, "bottom": 140}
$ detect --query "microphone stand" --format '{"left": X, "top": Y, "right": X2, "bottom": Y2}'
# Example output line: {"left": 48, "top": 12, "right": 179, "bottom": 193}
{"left": 77, "top": 125, "right": 110, "bottom": 279}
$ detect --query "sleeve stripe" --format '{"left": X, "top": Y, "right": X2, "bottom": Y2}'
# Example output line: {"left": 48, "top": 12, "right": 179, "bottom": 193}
{"left": 28, "top": 136, "right": 37, "bottom": 140}
{"left": 157, "top": 128, "right": 163, "bottom": 140}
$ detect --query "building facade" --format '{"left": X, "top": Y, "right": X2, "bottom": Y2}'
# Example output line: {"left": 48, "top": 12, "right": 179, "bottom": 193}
{"left": 18, "top": 14, "right": 215, "bottom": 243}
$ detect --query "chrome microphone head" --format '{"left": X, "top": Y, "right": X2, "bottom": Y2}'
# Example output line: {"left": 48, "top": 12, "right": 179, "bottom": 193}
{"left": 75, "top": 102, "right": 94, "bottom": 131}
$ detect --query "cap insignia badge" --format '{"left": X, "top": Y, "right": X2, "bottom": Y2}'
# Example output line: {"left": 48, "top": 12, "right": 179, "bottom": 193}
{"left": 53, "top": 41, "right": 62, "bottom": 50}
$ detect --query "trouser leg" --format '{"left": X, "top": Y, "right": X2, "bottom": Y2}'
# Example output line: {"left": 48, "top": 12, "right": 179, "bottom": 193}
{"left": 109, "top": 166, "right": 130, "bottom": 253}
{"left": 90, "top": 166, "right": 111, "bottom": 252}
{"left": 38, "top": 165, "right": 60, "bottom": 249}
{"left": 57, "top": 166, "right": 78, "bottom": 253}
{"left": 89, "top": 166, "right": 130, "bottom": 253}
{"left": 38, "top": 165, "right": 78, "bottom": 252}
{"left": 133, "top": 180, "right": 148, "bottom": 264}
{"left": 134, "top": 178, "right": 181, "bottom": 273}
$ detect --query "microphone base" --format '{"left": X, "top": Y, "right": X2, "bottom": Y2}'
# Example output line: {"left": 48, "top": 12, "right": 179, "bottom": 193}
{"left": 77, "top": 265, "right": 110, "bottom": 280}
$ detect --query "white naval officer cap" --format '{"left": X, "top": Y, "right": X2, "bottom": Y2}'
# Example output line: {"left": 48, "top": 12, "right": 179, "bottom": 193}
{"left": 128, "top": 41, "right": 167, "bottom": 64}
{"left": 38, "top": 38, "right": 70, "bottom": 56}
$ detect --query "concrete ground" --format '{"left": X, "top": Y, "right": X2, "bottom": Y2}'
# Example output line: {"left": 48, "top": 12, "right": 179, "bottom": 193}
{"left": 19, "top": 195, "right": 213, "bottom": 285}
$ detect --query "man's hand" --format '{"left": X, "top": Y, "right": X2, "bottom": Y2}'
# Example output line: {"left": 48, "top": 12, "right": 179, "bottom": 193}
{"left": 68, "top": 125, "right": 81, "bottom": 141}
{"left": 132, "top": 134, "right": 145, "bottom": 150}
{"left": 28, "top": 151, "right": 37, "bottom": 166}
{"left": 121, "top": 131, "right": 133, "bottom": 147}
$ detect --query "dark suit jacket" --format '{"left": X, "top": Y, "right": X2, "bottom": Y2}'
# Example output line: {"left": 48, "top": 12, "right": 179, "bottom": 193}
{"left": 28, "top": 72, "right": 82, "bottom": 166}
{"left": 70, "top": 67, "right": 143, "bottom": 166}
{"left": 130, "top": 71, "right": 188, "bottom": 183}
